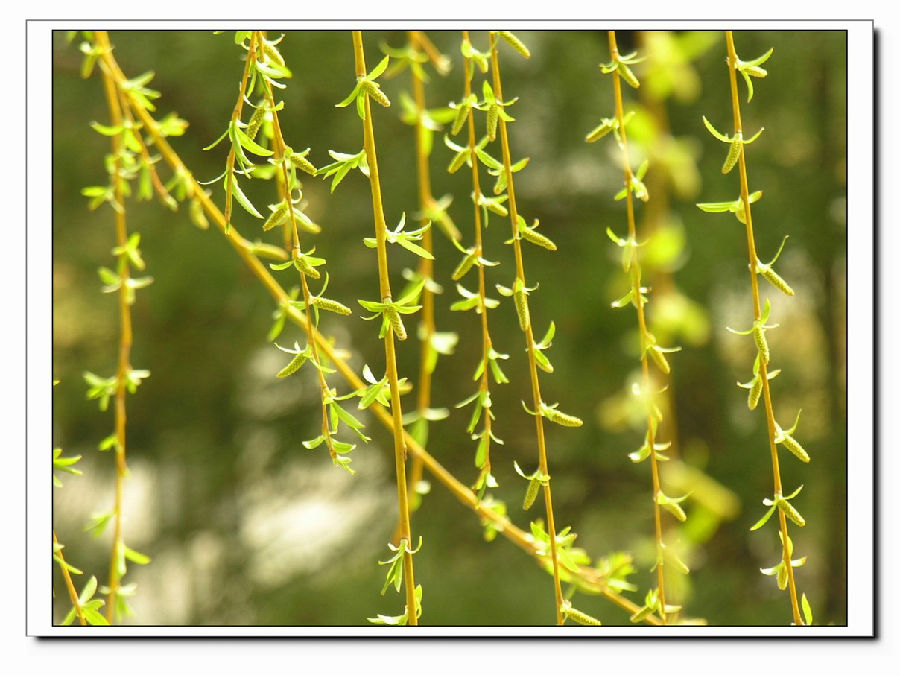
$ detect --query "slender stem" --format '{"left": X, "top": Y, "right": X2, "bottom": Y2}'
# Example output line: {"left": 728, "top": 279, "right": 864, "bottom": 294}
{"left": 402, "top": 30, "right": 436, "bottom": 538}
{"left": 637, "top": 30, "right": 684, "bottom": 619}
{"left": 254, "top": 31, "right": 340, "bottom": 466}
{"left": 53, "top": 532, "right": 86, "bottom": 626}
{"left": 98, "top": 36, "right": 660, "bottom": 624}
{"left": 224, "top": 32, "right": 259, "bottom": 225}
{"left": 608, "top": 30, "right": 669, "bottom": 625}
{"left": 724, "top": 30, "right": 801, "bottom": 626}
{"left": 120, "top": 100, "right": 173, "bottom": 207}
{"left": 95, "top": 31, "right": 132, "bottom": 623}
{"left": 489, "top": 31, "right": 564, "bottom": 626}
{"left": 352, "top": 30, "right": 418, "bottom": 625}
{"left": 463, "top": 31, "right": 496, "bottom": 484}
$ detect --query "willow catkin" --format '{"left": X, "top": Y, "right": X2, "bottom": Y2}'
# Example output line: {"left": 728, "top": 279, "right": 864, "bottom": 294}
{"left": 246, "top": 104, "right": 266, "bottom": 141}
{"left": 498, "top": 31, "right": 530, "bottom": 58}
{"left": 513, "top": 283, "right": 530, "bottom": 332}
{"left": 448, "top": 149, "right": 469, "bottom": 174}
{"left": 384, "top": 305, "right": 407, "bottom": 341}
{"left": 722, "top": 135, "right": 742, "bottom": 174}
{"left": 293, "top": 252, "right": 321, "bottom": 279}
{"left": 758, "top": 262, "right": 795, "bottom": 296}
{"left": 277, "top": 351, "right": 308, "bottom": 378}
{"left": 753, "top": 325, "right": 770, "bottom": 365}
{"left": 648, "top": 346, "right": 671, "bottom": 375}
{"left": 452, "top": 248, "right": 478, "bottom": 281}
{"left": 781, "top": 434, "right": 810, "bottom": 463}
{"left": 748, "top": 376, "right": 763, "bottom": 410}
{"left": 778, "top": 498, "right": 805, "bottom": 527}
{"left": 361, "top": 79, "right": 390, "bottom": 108}
{"left": 262, "top": 201, "right": 289, "bottom": 231}
{"left": 487, "top": 104, "right": 499, "bottom": 142}
{"left": 451, "top": 103, "right": 469, "bottom": 136}
{"left": 314, "top": 297, "right": 352, "bottom": 316}
{"left": 290, "top": 151, "right": 317, "bottom": 176}
{"left": 523, "top": 478, "right": 541, "bottom": 510}
{"left": 519, "top": 223, "right": 557, "bottom": 251}
{"left": 618, "top": 62, "right": 640, "bottom": 89}
{"left": 585, "top": 119, "right": 614, "bottom": 143}
{"left": 543, "top": 406, "right": 583, "bottom": 428}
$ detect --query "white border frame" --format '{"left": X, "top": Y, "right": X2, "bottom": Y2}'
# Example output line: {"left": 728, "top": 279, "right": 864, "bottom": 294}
{"left": 26, "top": 18, "right": 873, "bottom": 641}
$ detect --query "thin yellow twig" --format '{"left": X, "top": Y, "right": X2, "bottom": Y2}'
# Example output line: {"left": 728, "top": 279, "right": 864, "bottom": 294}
{"left": 489, "top": 31, "right": 564, "bottom": 626}
{"left": 608, "top": 30, "right": 669, "bottom": 624}
{"left": 254, "top": 31, "right": 341, "bottom": 467}
{"left": 352, "top": 30, "right": 418, "bottom": 625}
{"left": 95, "top": 31, "right": 132, "bottom": 623}
{"left": 724, "top": 30, "right": 801, "bottom": 626}
{"left": 53, "top": 532, "right": 86, "bottom": 626}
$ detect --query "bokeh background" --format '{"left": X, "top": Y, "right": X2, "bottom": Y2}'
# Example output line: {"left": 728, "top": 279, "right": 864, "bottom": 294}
{"left": 51, "top": 29, "right": 847, "bottom": 626}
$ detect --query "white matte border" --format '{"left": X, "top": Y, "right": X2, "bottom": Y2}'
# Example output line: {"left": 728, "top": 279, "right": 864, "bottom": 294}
{"left": 28, "top": 18, "right": 872, "bottom": 638}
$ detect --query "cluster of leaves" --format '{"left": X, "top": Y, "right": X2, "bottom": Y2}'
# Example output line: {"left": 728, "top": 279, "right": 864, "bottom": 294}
{"left": 75, "top": 34, "right": 162, "bottom": 624}
{"left": 367, "top": 538, "right": 424, "bottom": 625}
{"left": 77, "top": 41, "right": 195, "bottom": 222}
{"left": 52, "top": 378, "right": 101, "bottom": 627}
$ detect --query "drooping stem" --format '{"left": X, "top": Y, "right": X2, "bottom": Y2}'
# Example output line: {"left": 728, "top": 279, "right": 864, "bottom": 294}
{"left": 352, "top": 30, "right": 418, "bottom": 625}
{"left": 254, "top": 31, "right": 340, "bottom": 467}
{"left": 724, "top": 30, "right": 801, "bottom": 625}
{"left": 464, "top": 31, "right": 497, "bottom": 485}
{"left": 95, "top": 31, "right": 132, "bottom": 623}
{"left": 489, "top": 31, "right": 564, "bottom": 626}
{"left": 608, "top": 30, "right": 669, "bottom": 625}
{"left": 97, "top": 34, "right": 660, "bottom": 623}
{"left": 404, "top": 29, "right": 436, "bottom": 529}
{"left": 53, "top": 532, "right": 86, "bottom": 626}
{"left": 225, "top": 31, "right": 259, "bottom": 226}
{"left": 637, "top": 30, "right": 685, "bottom": 618}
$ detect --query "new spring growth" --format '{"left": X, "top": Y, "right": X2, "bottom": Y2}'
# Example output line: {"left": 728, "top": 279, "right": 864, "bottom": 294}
{"left": 774, "top": 409, "right": 810, "bottom": 463}
{"left": 706, "top": 32, "right": 805, "bottom": 625}
{"left": 85, "top": 30, "right": 667, "bottom": 626}
{"left": 696, "top": 189, "right": 763, "bottom": 225}
{"left": 513, "top": 460, "right": 550, "bottom": 510}
{"left": 756, "top": 235, "right": 795, "bottom": 296}
{"left": 751, "top": 484, "right": 806, "bottom": 530}
{"left": 359, "top": 278, "right": 426, "bottom": 342}
{"left": 734, "top": 47, "right": 773, "bottom": 103}
{"left": 336, "top": 54, "right": 391, "bottom": 119}
{"left": 368, "top": 538, "right": 424, "bottom": 626}
{"left": 761, "top": 531, "right": 808, "bottom": 592}
{"left": 561, "top": 600, "right": 603, "bottom": 626}
{"left": 599, "top": 48, "right": 644, "bottom": 89}
{"left": 592, "top": 29, "right": 687, "bottom": 625}
{"left": 737, "top": 352, "right": 781, "bottom": 410}
{"left": 727, "top": 298, "right": 778, "bottom": 366}
{"left": 702, "top": 115, "right": 764, "bottom": 174}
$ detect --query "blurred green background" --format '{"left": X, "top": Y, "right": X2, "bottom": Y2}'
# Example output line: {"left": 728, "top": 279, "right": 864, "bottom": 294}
{"left": 52, "top": 29, "right": 847, "bottom": 626}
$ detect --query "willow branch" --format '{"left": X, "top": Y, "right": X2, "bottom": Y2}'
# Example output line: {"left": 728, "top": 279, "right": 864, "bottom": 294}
{"left": 96, "top": 35, "right": 659, "bottom": 625}
{"left": 724, "top": 30, "right": 801, "bottom": 625}
{"left": 489, "top": 31, "right": 564, "bottom": 625}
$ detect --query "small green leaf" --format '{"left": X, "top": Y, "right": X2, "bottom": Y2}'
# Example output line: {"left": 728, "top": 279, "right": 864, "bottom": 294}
{"left": 801, "top": 593, "right": 813, "bottom": 626}
{"left": 124, "top": 546, "right": 151, "bottom": 565}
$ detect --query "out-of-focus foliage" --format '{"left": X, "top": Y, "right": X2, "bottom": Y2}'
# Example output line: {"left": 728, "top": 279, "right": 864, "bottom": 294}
{"left": 52, "top": 29, "right": 846, "bottom": 626}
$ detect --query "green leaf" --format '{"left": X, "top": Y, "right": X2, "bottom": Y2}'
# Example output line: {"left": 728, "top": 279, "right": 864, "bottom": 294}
{"left": 801, "top": 592, "right": 813, "bottom": 626}
{"left": 750, "top": 502, "right": 778, "bottom": 531}
{"left": 234, "top": 125, "right": 274, "bottom": 157}
{"left": 124, "top": 546, "right": 151, "bottom": 565}
{"left": 228, "top": 174, "right": 263, "bottom": 219}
